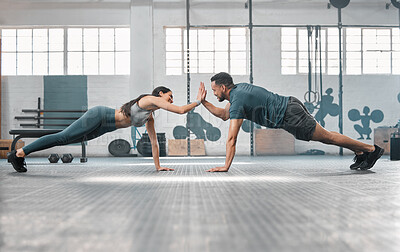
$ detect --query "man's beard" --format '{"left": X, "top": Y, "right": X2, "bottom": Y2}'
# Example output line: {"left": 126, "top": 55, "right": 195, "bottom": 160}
{"left": 217, "top": 94, "right": 226, "bottom": 102}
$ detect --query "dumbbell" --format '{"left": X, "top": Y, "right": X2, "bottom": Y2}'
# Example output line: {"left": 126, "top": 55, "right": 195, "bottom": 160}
{"left": 61, "top": 154, "right": 74, "bottom": 163}
{"left": 48, "top": 153, "right": 60, "bottom": 163}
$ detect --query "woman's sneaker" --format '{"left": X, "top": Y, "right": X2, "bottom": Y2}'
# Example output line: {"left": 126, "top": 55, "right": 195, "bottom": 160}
{"left": 350, "top": 153, "right": 367, "bottom": 170}
{"left": 7, "top": 150, "right": 27, "bottom": 173}
{"left": 358, "top": 145, "right": 384, "bottom": 170}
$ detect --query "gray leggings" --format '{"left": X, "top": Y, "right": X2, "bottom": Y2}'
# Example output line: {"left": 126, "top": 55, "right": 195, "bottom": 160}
{"left": 22, "top": 106, "right": 117, "bottom": 155}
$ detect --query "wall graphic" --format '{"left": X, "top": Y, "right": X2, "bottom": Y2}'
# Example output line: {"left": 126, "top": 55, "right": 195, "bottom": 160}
{"left": 173, "top": 110, "right": 221, "bottom": 141}
{"left": 314, "top": 88, "right": 340, "bottom": 127}
{"left": 241, "top": 120, "right": 262, "bottom": 133}
{"left": 348, "top": 106, "right": 384, "bottom": 140}
{"left": 304, "top": 88, "right": 339, "bottom": 127}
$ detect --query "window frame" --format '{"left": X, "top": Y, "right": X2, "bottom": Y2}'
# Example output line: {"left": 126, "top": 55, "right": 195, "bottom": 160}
{"left": 281, "top": 27, "right": 400, "bottom": 76}
{"left": 0, "top": 25, "right": 130, "bottom": 76}
{"left": 165, "top": 26, "right": 249, "bottom": 76}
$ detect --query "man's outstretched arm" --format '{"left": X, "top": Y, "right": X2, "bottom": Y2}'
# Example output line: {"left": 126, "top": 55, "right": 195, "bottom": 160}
{"left": 202, "top": 101, "right": 230, "bottom": 121}
{"left": 198, "top": 81, "right": 229, "bottom": 120}
{"left": 206, "top": 119, "right": 243, "bottom": 172}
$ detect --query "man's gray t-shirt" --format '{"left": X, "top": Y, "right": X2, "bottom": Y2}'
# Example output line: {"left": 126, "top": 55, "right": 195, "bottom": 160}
{"left": 229, "top": 83, "right": 289, "bottom": 128}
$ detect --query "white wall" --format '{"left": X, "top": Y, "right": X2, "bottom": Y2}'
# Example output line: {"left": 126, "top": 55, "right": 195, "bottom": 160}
{"left": 0, "top": 2, "right": 130, "bottom": 26}
{"left": 1, "top": 0, "right": 400, "bottom": 157}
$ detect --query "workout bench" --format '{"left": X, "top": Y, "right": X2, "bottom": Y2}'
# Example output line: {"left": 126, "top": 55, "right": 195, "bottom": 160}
{"left": 9, "top": 99, "right": 88, "bottom": 162}
{"left": 9, "top": 129, "right": 87, "bottom": 163}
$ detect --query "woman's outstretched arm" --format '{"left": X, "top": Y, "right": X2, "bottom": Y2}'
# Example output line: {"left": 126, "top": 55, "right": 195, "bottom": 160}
{"left": 146, "top": 84, "right": 206, "bottom": 114}
{"left": 145, "top": 114, "right": 174, "bottom": 171}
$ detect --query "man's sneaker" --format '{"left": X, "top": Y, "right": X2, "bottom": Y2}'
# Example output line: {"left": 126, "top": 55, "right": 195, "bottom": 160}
{"left": 350, "top": 153, "right": 367, "bottom": 170}
{"left": 7, "top": 150, "right": 27, "bottom": 173}
{"left": 358, "top": 145, "right": 384, "bottom": 170}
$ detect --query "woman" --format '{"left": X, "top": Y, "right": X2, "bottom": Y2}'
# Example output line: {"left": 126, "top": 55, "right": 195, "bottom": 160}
{"left": 8, "top": 85, "right": 206, "bottom": 173}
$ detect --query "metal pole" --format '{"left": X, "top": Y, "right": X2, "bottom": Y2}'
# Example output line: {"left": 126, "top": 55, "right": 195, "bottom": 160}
{"left": 255, "top": 24, "right": 400, "bottom": 28}
{"left": 314, "top": 26, "right": 318, "bottom": 97}
{"left": 0, "top": 36, "right": 1, "bottom": 137}
{"left": 191, "top": 24, "right": 400, "bottom": 29}
{"left": 37, "top": 97, "right": 41, "bottom": 128}
{"left": 191, "top": 25, "right": 249, "bottom": 28}
{"left": 254, "top": 24, "right": 337, "bottom": 28}
{"left": 307, "top": 26, "right": 312, "bottom": 102}
{"left": 186, "top": 0, "right": 191, "bottom": 156}
{"left": 249, "top": 0, "right": 254, "bottom": 156}
{"left": 318, "top": 26, "right": 323, "bottom": 113}
{"left": 342, "top": 24, "right": 399, "bottom": 28}
{"left": 338, "top": 8, "right": 344, "bottom": 156}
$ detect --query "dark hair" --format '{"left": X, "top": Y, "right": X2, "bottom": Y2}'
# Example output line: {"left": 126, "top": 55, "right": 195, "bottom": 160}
{"left": 210, "top": 72, "right": 235, "bottom": 89}
{"left": 120, "top": 86, "right": 172, "bottom": 117}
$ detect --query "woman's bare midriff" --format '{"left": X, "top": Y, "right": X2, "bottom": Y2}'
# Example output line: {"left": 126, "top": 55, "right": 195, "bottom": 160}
{"left": 114, "top": 109, "right": 131, "bottom": 128}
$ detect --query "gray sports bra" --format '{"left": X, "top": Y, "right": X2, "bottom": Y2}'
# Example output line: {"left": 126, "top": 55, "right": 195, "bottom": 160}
{"left": 130, "top": 103, "right": 152, "bottom": 127}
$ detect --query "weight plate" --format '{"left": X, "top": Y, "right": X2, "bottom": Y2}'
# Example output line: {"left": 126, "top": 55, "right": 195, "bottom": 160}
{"left": 173, "top": 126, "right": 187, "bottom": 139}
{"left": 371, "top": 110, "right": 384, "bottom": 123}
{"left": 392, "top": 0, "right": 400, "bottom": 9}
{"left": 304, "top": 102, "right": 315, "bottom": 114}
{"left": 329, "top": 0, "right": 350, "bottom": 9}
{"left": 348, "top": 109, "right": 361, "bottom": 121}
{"left": 108, "top": 139, "right": 131, "bottom": 156}
{"left": 206, "top": 127, "right": 221, "bottom": 142}
{"left": 241, "top": 120, "right": 252, "bottom": 133}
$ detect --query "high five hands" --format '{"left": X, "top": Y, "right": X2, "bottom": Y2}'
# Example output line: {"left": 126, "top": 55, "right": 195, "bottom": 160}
{"left": 197, "top": 82, "right": 207, "bottom": 102}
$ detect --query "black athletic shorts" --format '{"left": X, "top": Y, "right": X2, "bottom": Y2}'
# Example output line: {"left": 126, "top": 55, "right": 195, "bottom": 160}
{"left": 280, "top": 96, "right": 317, "bottom": 141}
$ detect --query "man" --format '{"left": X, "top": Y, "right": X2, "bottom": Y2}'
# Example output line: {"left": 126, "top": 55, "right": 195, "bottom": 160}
{"left": 199, "top": 72, "right": 384, "bottom": 172}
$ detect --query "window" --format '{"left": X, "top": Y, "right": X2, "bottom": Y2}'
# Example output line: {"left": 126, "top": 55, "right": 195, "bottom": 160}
{"left": 363, "top": 29, "right": 391, "bottom": 74}
{"left": 67, "top": 27, "right": 130, "bottom": 75}
{"left": 165, "top": 27, "right": 248, "bottom": 75}
{"left": 393, "top": 28, "right": 400, "bottom": 75}
{"left": 346, "top": 28, "right": 396, "bottom": 75}
{"left": 282, "top": 27, "right": 338, "bottom": 75}
{"left": 281, "top": 28, "right": 297, "bottom": 75}
{"left": 346, "top": 28, "right": 362, "bottom": 75}
{"left": 2, "top": 29, "right": 17, "bottom": 75}
{"left": 1, "top": 28, "right": 64, "bottom": 75}
{"left": 1, "top": 27, "right": 130, "bottom": 76}
{"left": 297, "top": 28, "right": 327, "bottom": 74}
{"left": 166, "top": 28, "right": 182, "bottom": 75}
{"left": 281, "top": 27, "right": 399, "bottom": 75}
{"left": 326, "top": 28, "right": 342, "bottom": 75}
{"left": 48, "top": 29, "right": 65, "bottom": 75}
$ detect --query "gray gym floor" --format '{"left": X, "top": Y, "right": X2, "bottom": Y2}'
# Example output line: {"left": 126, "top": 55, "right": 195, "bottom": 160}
{"left": 0, "top": 155, "right": 399, "bottom": 252}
